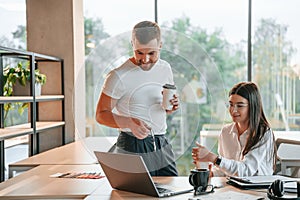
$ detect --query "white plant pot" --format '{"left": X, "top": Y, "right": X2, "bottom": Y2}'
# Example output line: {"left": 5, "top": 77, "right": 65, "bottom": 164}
{"left": 35, "top": 83, "right": 41, "bottom": 96}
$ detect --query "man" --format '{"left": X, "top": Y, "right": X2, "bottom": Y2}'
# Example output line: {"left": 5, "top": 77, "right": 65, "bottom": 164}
{"left": 95, "top": 21, "right": 179, "bottom": 176}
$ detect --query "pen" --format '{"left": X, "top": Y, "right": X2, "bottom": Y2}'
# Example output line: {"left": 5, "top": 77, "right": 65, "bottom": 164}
{"left": 150, "top": 129, "right": 156, "bottom": 151}
{"left": 58, "top": 172, "right": 70, "bottom": 178}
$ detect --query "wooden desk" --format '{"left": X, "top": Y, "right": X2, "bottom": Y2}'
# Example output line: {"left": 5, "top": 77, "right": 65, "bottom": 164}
{"left": 8, "top": 136, "right": 117, "bottom": 178}
{"left": 86, "top": 176, "right": 267, "bottom": 200}
{"left": 0, "top": 165, "right": 268, "bottom": 200}
{"left": 0, "top": 164, "right": 103, "bottom": 199}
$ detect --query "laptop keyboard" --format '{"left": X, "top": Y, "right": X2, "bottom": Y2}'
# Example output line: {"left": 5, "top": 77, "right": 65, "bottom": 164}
{"left": 154, "top": 182, "right": 193, "bottom": 197}
{"left": 157, "top": 187, "right": 173, "bottom": 194}
{"left": 154, "top": 183, "right": 173, "bottom": 194}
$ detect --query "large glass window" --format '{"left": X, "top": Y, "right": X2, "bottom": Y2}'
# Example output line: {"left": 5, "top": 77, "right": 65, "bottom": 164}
{"left": 1, "top": 0, "right": 299, "bottom": 176}
{"left": 83, "top": 0, "right": 154, "bottom": 137}
{"left": 252, "top": 0, "right": 300, "bottom": 133}
{"left": 0, "top": 0, "right": 26, "bottom": 49}
{"left": 0, "top": 0, "right": 27, "bottom": 179}
{"left": 84, "top": 0, "right": 248, "bottom": 174}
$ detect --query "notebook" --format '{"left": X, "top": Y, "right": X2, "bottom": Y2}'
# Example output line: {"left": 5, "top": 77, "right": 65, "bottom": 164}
{"left": 94, "top": 151, "right": 193, "bottom": 197}
{"left": 227, "top": 175, "right": 300, "bottom": 191}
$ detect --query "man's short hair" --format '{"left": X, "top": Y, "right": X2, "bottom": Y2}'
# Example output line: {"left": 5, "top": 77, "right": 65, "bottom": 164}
{"left": 132, "top": 21, "right": 161, "bottom": 44}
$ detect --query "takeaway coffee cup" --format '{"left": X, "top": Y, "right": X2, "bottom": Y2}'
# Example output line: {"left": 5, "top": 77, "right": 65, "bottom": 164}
{"left": 189, "top": 168, "right": 214, "bottom": 195}
{"left": 162, "top": 84, "right": 176, "bottom": 110}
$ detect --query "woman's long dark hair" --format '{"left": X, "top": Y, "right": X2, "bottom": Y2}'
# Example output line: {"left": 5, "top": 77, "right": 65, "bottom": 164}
{"left": 229, "top": 82, "right": 277, "bottom": 168}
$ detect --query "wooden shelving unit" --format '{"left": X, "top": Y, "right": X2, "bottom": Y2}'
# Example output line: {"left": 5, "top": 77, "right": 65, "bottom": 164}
{"left": 0, "top": 46, "right": 65, "bottom": 182}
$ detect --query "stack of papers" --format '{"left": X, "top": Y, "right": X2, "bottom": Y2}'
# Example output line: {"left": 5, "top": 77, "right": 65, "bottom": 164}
{"left": 50, "top": 172, "right": 104, "bottom": 179}
{"left": 227, "top": 175, "right": 300, "bottom": 192}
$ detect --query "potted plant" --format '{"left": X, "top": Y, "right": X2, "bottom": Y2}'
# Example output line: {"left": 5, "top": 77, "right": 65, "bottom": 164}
{"left": 2, "top": 62, "right": 47, "bottom": 124}
{"left": 3, "top": 62, "right": 47, "bottom": 96}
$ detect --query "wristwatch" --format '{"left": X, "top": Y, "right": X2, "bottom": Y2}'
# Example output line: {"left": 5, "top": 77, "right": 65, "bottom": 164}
{"left": 214, "top": 156, "right": 222, "bottom": 166}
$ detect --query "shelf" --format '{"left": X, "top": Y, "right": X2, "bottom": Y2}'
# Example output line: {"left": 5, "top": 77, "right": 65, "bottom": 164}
{"left": 36, "top": 121, "right": 65, "bottom": 132}
{"left": 4, "top": 135, "right": 28, "bottom": 148}
{"left": 0, "top": 95, "right": 64, "bottom": 103}
{"left": 36, "top": 95, "right": 64, "bottom": 102}
{"left": 0, "top": 45, "right": 65, "bottom": 182}
{"left": 0, "top": 124, "right": 34, "bottom": 141}
{"left": 0, "top": 96, "right": 34, "bottom": 103}
{"left": 0, "top": 46, "right": 62, "bottom": 62}
{"left": 0, "top": 121, "right": 65, "bottom": 141}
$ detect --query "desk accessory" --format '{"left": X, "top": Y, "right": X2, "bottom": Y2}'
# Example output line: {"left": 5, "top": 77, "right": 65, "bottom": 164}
{"left": 189, "top": 168, "right": 214, "bottom": 195}
{"left": 267, "top": 179, "right": 300, "bottom": 200}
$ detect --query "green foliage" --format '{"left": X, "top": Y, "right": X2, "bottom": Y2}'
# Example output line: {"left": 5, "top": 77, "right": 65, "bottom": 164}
{"left": 84, "top": 17, "right": 110, "bottom": 55}
{"left": 3, "top": 62, "right": 46, "bottom": 96}
{"left": 162, "top": 16, "right": 246, "bottom": 89}
{"left": 168, "top": 14, "right": 191, "bottom": 33}
{"left": 2, "top": 62, "right": 47, "bottom": 125}
{"left": 84, "top": 16, "right": 110, "bottom": 123}
{"left": 81, "top": 15, "right": 297, "bottom": 173}
{"left": 252, "top": 18, "right": 297, "bottom": 121}
{"left": 12, "top": 25, "right": 26, "bottom": 50}
{"left": 161, "top": 16, "right": 246, "bottom": 174}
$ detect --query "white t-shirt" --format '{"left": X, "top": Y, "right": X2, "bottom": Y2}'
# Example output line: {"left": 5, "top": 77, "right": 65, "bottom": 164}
{"left": 102, "top": 59, "right": 174, "bottom": 134}
{"left": 217, "top": 123, "right": 275, "bottom": 176}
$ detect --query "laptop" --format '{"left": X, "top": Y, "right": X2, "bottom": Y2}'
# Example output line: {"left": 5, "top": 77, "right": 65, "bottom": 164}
{"left": 94, "top": 151, "right": 193, "bottom": 197}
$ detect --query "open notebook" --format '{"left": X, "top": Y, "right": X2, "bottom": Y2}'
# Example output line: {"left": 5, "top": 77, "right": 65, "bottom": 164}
{"left": 94, "top": 151, "right": 193, "bottom": 197}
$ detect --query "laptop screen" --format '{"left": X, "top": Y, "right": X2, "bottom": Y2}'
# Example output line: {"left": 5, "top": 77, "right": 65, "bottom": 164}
{"left": 94, "top": 151, "right": 193, "bottom": 197}
{"left": 94, "top": 151, "right": 161, "bottom": 196}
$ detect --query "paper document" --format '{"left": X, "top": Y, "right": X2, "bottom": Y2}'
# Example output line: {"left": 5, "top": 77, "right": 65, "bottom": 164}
{"left": 50, "top": 172, "right": 104, "bottom": 179}
{"left": 284, "top": 182, "right": 299, "bottom": 193}
{"left": 199, "top": 191, "right": 264, "bottom": 200}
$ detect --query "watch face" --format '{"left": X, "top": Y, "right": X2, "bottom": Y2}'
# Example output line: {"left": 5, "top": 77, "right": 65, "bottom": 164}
{"left": 215, "top": 157, "right": 222, "bottom": 165}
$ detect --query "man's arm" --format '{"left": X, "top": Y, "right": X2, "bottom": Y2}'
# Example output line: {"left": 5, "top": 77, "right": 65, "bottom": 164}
{"left": 95, "top": 92, "right": 123, "bottom": 128}
{"left": 95, "top": 93, "right": 150, "bottom": 139}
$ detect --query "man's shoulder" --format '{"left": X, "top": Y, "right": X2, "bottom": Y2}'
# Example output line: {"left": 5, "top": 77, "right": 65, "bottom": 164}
{"left": 157, "top": 59, "right": 171, "bottom": 67}
{"left": 154, "top": 59, "right": 172, "bottom": 72}
{"left": 110, "top": 59, "right": 134, "bottom": 73}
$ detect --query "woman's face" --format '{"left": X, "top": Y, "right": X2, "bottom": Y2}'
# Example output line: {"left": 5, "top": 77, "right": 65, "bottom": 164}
{"left": 228, "top": 94, "right": 249, "bottom": 125}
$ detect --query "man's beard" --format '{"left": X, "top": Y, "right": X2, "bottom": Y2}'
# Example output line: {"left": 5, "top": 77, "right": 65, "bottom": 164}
{"left": 137, "top": 60, "right": 156, "bottom": 71}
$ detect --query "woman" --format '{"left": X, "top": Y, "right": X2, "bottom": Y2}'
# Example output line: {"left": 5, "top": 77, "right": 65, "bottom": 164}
{"left": 192, "top": 82, "right": 277, "bottom": 176}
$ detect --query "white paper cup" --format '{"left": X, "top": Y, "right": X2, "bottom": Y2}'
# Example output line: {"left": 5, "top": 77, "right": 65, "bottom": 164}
{"left": 162, "top": 84, "right": 176, "bottom": 110}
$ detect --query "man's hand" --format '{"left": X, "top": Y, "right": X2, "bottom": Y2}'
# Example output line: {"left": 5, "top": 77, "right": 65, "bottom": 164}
{"left": 166, "top": 94, "right": 180, "bottom": 114}
{"left": 129, "top": 118, "right": 151, "bottom": 139}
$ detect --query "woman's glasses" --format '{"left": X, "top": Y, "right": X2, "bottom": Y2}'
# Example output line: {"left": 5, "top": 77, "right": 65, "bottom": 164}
{"left": 225, "top": 102, "right": 248, "bottom": 111}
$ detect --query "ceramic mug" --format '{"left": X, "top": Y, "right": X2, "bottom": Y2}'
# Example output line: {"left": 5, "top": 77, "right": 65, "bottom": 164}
{"left": 189, "top": 168, "right": 214, "bottom": 195}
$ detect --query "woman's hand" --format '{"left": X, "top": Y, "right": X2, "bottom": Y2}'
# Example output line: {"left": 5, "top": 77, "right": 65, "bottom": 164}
{"left": 192, "top": 142, "right": 218, "bottom": 165}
